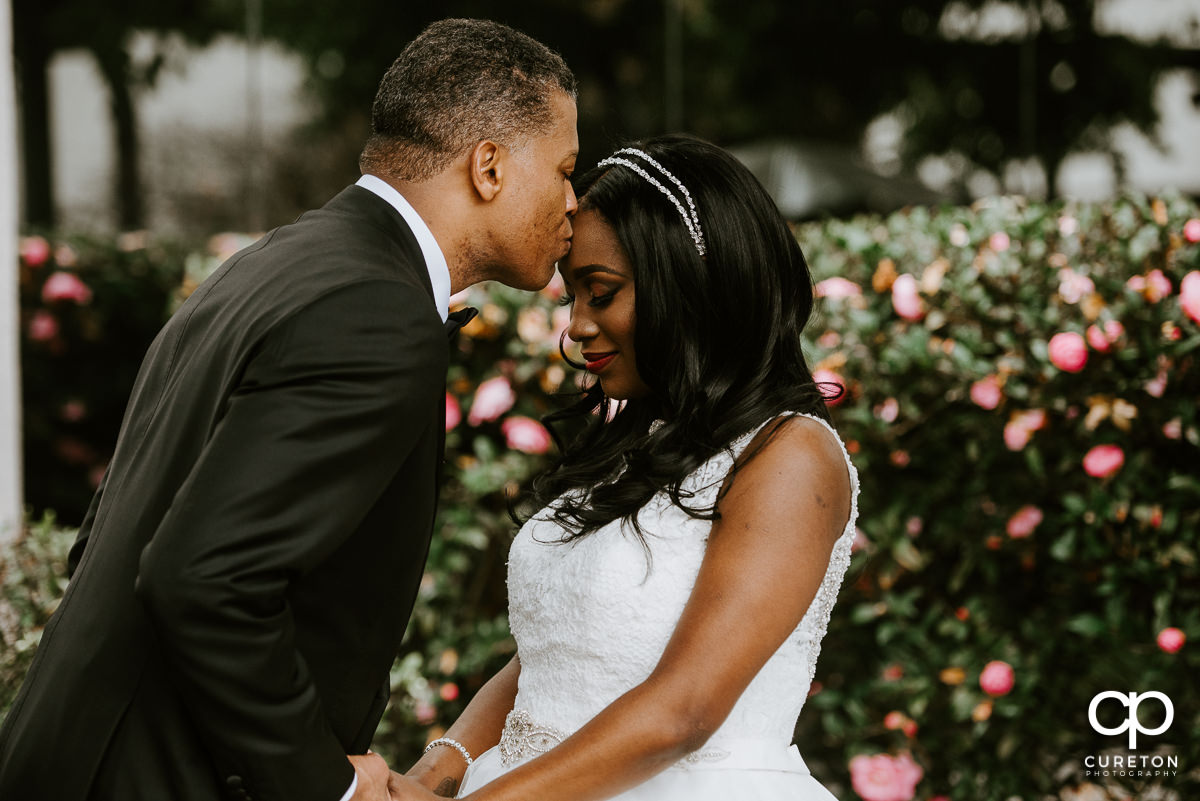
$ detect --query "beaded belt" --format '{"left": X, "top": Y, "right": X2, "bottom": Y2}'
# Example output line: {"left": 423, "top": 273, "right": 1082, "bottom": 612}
{"left": 498, "top": 709, "right": 733, "bottom": 768}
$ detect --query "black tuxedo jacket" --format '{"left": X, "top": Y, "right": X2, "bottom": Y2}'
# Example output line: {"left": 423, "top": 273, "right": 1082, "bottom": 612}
{"left": 0, "top": 186, "right": 451, "bottom": 801}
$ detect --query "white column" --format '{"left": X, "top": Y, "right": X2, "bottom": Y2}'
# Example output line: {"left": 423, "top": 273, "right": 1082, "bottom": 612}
{"left": 0, "top": 0, "right": 24, "bottom": 543}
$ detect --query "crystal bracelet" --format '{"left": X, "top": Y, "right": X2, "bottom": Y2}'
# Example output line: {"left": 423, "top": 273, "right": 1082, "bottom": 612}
{"left": 424, "top": 736, "right": 474, "bottom": 766}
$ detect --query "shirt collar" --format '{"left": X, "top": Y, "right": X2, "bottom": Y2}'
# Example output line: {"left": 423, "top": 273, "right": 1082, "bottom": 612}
{"left": 355, "top": 173, "right": 451, "bottom": 322}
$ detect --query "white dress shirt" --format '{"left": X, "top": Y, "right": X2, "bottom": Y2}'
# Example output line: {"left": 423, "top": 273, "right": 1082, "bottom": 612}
{"left": 356, "top": 173, "right": 451, "bottom": 322}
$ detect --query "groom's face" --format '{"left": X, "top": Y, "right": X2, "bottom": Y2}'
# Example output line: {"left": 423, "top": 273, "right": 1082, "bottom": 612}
{"left": 490, "top": 91, "right": 579, "bottom": 291}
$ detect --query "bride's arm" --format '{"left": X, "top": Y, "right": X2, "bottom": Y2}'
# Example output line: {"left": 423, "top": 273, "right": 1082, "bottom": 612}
{"left": 402, "top": 655, "right": 521, "bottom": 796}
{"left": 454, "top": 415, "right": 852, "bottom": 801}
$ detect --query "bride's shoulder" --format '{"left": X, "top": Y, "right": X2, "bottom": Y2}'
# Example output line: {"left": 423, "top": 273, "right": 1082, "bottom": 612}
{"left": 721, "top": 413, "right": 856, "bottom": 539}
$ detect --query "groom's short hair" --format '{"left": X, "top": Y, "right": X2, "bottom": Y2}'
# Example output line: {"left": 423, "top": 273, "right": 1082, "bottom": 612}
{"left": 359, "top": 18, "right": 577, "bottom": 182}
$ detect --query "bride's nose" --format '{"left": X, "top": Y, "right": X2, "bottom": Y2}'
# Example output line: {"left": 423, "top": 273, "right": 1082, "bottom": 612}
{"left": 566, "top": 309, "right": 599, "bottom": 344}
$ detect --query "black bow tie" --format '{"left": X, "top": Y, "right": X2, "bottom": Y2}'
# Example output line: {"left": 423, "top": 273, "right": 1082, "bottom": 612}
{"left": 445, "top": 307, "right": 478, "bottom": 342}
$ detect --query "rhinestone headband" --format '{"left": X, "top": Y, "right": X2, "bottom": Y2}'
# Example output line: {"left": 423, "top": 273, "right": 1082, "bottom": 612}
{"left": 595, "top": 148, "right": 707, "bottom": 257}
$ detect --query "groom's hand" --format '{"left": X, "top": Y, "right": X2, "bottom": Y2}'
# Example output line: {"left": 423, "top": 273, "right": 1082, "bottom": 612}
{"left": 388, "top": 771, "right": 447, "bottom": 799}
{"left": 348, "top": 753, "right": 392, "bottom": 801}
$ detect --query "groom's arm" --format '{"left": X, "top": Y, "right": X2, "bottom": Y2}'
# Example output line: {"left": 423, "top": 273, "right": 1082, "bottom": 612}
{"left": 136, "top": 280, "right": 446, "bottom": 801}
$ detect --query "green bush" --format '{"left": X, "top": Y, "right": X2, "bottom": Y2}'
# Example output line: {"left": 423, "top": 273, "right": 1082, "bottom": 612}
{"left": 6, "top": 193, "right": 1199, "bottom": 801}
{"left": 18, "top": 232, "right": 188, "bottom": 523}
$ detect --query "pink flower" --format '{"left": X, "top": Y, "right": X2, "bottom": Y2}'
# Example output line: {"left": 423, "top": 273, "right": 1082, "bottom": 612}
{"left": 851, "top": 527, "right": 870, "bottom": 553}
{"left": 989, "top": 232, "right": 1010, "bottom": 252}
{"left": 883, "top": 711, "right": 905, "bottom": 730}
{"left": 1057, "top": 268, "right": 1095, "bottom": 304}
{"left": 815, "top": 277, "right": 863, "bottom": 298}
{"left": 445, "top": 394, "right": 461, "bottom": 432}
{"left": 889, "top": 450, "right": 911, "bottom": 467}
{"left": 439, "top": 682, "right": 460, "bottom": 702}
{"left": 979, "top": 660, "right": 1015, "bottom": 696}
{"left": 1163, "top": 418, "right": 1182, "bottom": 440}
{"left": 415, "top": 700, "right": 437, "bottom": 725}
{"left": 1156, "top": 627, "right": 1186, "bottom": 654}
{"left": 1003, "top": 409, "right": 1046, "bottom": 451}
{"left": 1086, "top": 320, "right": 1124, "bottom": 352}
{"left": 891, "top": 274, "right": 924, "bottom": 321}
{"left": 1185, "top": 218, "right": 1200, "bottom": 244}
{"left": 1083, "top": 444, "right": 1124, "bottom": 478}
{"left": 1181, "top": 271, "right": 1200, "bottom": 325}
{"left": 1047, "top": 331, "right": 1087, "bottom": 372}
{"left": 60, "top": 400, "right": 87, "bottom": 422}
{"left": 501, "top": 416, "right": 552, "bottom": 454}
{"left": 41, "top": 271, "right": 93, "bottom": 305}
{"left": 468, "top": 376, "right": 516, "bottom": 425}
{"left": 881, "top": 663, "right": 904, "bottom": 681}
{"left": 969, "top": 375, "right": 1003, "bottom": 410}
{"left": 1006, "top": 505, "right": 1043, "bottom": 538}
{"left": 848, "top": 753, "right": 924, "bottom": 801}
{"left": 905, "top": 516, "right": 923, "bottom": 536}
{"left": 1147, "top": 269, "right": 1173, "bottom": 301}
{"left": 26, "top": 310, "right": 59, "bottom": 342}
{"left": 20, "top": 236, "right": 51, "bottom": 267}
{"left": 875, "top": 397, "right": 900, "bottom": 423}
{"left": 813, "top": 368, "right": 846, "bottom": 406}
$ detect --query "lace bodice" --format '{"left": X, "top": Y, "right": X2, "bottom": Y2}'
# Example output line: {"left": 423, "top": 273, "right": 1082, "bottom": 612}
{"left": 506, "top": 412, "right": 859, "bottom": 746}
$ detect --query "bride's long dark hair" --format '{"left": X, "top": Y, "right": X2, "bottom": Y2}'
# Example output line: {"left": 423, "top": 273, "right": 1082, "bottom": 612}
{"left": 525, "top": 134, "right": 835, "bottom": 540}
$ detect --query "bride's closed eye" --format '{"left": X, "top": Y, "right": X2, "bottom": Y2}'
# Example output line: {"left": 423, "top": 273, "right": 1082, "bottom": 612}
{"left": 558, "top": 289, "right": 618, "bottom": 308}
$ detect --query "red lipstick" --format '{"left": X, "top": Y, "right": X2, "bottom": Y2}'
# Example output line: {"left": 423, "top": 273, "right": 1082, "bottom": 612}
{"left": 583, "top": 352, "right": 617, "bottom": 374}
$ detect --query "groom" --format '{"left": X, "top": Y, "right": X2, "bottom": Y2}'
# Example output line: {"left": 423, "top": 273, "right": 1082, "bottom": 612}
{"left": 0, "top": 18, "right": 577, "bottom": 801}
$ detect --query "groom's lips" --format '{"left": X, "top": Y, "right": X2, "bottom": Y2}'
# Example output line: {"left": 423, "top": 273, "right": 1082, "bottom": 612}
{"left": 583, "top": 352, "right": 617, "bottom": 374}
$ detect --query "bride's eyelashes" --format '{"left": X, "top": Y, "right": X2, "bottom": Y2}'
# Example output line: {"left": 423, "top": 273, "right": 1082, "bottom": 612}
{"left": 558, "top": 288, "right": 618, "bottom": 308}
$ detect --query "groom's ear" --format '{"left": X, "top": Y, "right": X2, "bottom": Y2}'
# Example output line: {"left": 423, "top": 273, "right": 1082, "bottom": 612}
{"left": 468, "top": 140, "right": 504, "bottom": 202}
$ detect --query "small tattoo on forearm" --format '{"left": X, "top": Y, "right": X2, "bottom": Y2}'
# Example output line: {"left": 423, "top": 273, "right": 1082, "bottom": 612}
{"left": 435, "top": 777, "right": 459, "bottom": 797}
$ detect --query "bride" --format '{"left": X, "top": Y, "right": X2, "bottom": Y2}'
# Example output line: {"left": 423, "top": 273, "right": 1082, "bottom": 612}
{"left": 391, "top": 134, "right": 859, "bottom": 801}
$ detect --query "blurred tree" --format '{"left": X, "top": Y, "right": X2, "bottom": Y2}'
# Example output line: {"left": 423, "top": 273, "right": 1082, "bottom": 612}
{"left": 264, "top": 0, "right": 1198, "bottom": 199}
{"left": 12, "top": 0, "right": 237, "bottom": 227}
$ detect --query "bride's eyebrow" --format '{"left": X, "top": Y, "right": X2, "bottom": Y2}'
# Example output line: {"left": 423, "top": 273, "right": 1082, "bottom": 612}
{"left": 570, "top": 265, "right": 627, "bottom": 281}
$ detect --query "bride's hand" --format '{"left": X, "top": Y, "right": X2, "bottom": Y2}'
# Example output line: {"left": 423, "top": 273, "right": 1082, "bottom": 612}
{"left": 389, "top": 771, "right": 451, "bottom": 799}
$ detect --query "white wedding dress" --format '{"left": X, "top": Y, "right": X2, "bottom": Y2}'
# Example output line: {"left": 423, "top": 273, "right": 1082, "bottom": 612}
{"left": 458, "top": 413, "right": 858, "bottom": 800}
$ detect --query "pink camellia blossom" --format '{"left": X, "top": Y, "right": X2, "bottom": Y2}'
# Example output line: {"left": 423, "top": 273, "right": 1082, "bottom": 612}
{"left": 891, "top": 274, "right": 924, "bottom": 321}
{"left": 445, "top": 393, "right": 461, "bottom": 432}
{"left": 41, "top": 271, "right": 93, "bottom": 305}
{"left": 501, "top": 416, "right": 552, "bottom": 455}
{"left": 439, "top": 682, "right": 460, "bottom": 702}
{"left": 1181, "top": 271, "right": 1200, "bottom": 325}
{"left": 1147, "top": 269, "right": 1173, "bottom": 301}
{"left": 969, "top": 375, "right": 1003, "bottom": 410}
{"left": 1156, "top": 627, "right": 1186, "bottom": 654}
{"left": 1185, "top": 218, "right": 1200, "bottom": 244}
{"left": 1057, "top": 268, "right": 1095, "bottom": 304}
{"left": 875, "top": 397, "right": 900, "bottom": 423}
{"left": 1006, "top": 505, "right": 1043, "bottom": 538}
{"left": 1047, "top": 331, "right": 1088, "bottom": 372}
{"left": 1162, "top": 418, "right": 1182, "bottom": 440}
{"left": 467, "top": 376, "right": 516, "bottom": 425}
{"left": 1082, "top": 444, "right": 1125, "bottom": 479}
{"left": 851, "top": 527, "right": 870, "bottom": 553}
{"left": 901, "top": 719, "right": 918, "bottom": 738}
{"left": 905, "top": 516, "right": 923, "bottom": 536}
{"left": 884, "top": 711, "right": 906, "bottom": 730}
{"left": 813, "top": 368, "right": 846, "bottom": 406}
{"left": 848, "top": 753, "right": 924, "bottom": 801}
{"left": 27, "top": 310, "right": 59, "bottom": 342}
{"left": 1086, "top": 320, "right": 1124, "bottom": 352}
{"left": 815, "top": 276, "right": 863, "bottom": 298}
{"left": 979, "top": 660, "right": 1015, "bottom": 697}
{"left": 20, "top": 236, "right": 51, "bottom": 267}
{"left": 60, "top": 400, "right": 87, "bottom": 422}
{"left": 1003, "top": 409, "right": 1047, "bottom": 451}
{"left": 1144, "top": 366, "right": 1168, "bottom": 398}
{"left": 989, "top": 232, "right": 1011, "bottom": 252}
